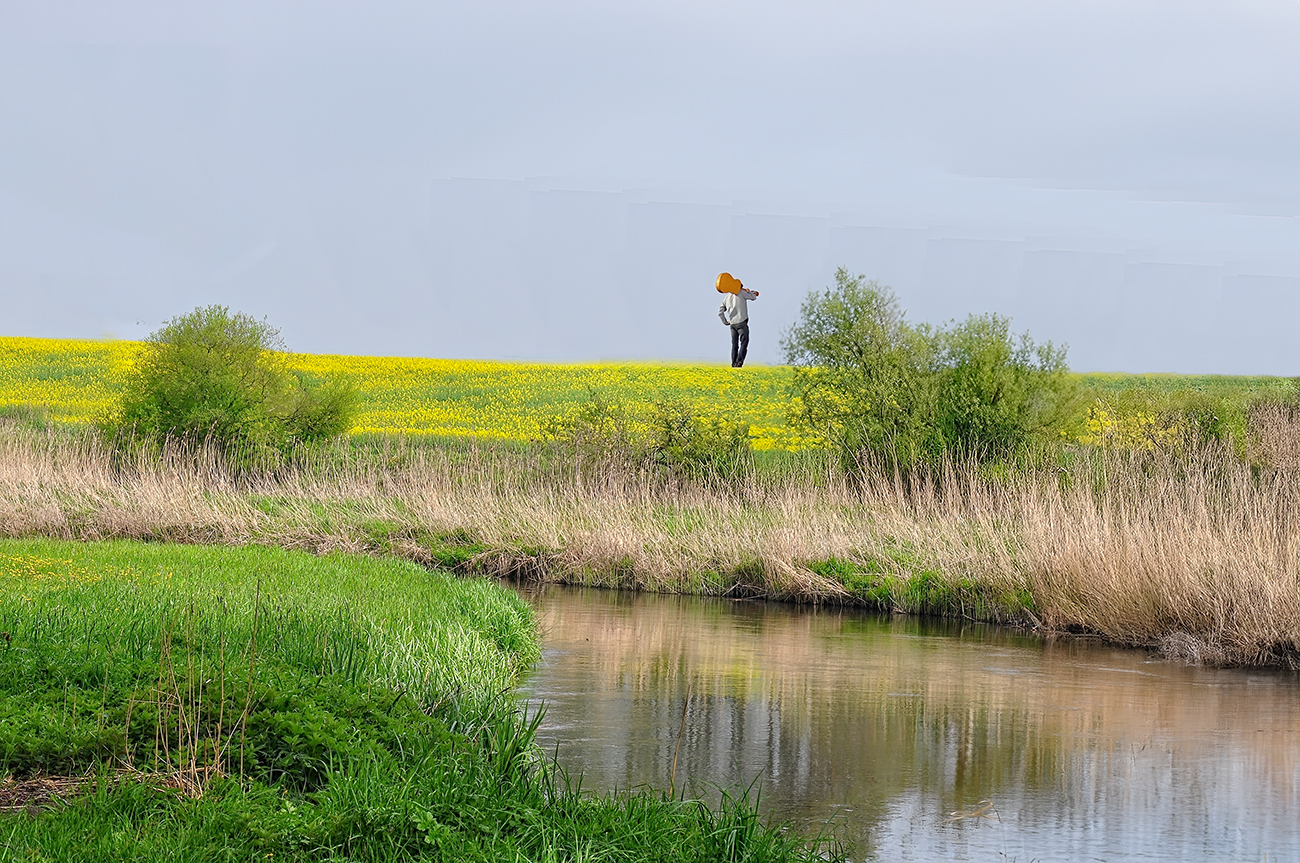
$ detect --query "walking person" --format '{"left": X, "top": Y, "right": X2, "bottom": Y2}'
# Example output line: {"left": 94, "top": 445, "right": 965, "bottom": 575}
{"left": 718, "top": 279, "right": 759, "bottom": 368}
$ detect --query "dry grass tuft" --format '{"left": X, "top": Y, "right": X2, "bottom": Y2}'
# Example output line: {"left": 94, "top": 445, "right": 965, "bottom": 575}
{"left": 1248, "top": 401, "right": 1300, "bottom": 473}
{"left": 0, "top": 767, "right": 215, "bottom": 813}
{"left": 0, "top": 775, "right": 94, "bottom": 813}
{"left": 1, "top": 427, "right": 1297, "bottom": 668}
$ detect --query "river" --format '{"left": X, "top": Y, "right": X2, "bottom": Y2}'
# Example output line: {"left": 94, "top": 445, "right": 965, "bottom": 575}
{"left": 516, "top": 585, "right": 1299, "bottom": 862}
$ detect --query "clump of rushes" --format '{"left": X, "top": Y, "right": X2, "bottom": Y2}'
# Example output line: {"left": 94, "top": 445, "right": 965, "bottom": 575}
{"left": 0, "top": 539, "right": 841, "bottom": 863}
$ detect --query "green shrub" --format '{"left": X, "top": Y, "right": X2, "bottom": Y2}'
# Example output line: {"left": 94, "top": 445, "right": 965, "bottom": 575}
{"left": 781, "top": 268, "right": 1077, "bottom": 470}
{"left": 1076, "top": 382, "right": 1253, "bottom": 457}
{"left": 779, "top": 268, "right": 938, "bottom": 472}
{"left": 113, "top": 306, "right": 356, "bottom": 455}
{"left": 932, "top": 312, "right": 1078, "bottom": 459}
{"left": 545, "top": 392, "right": 753, "bottom": 483}
{"left": 644, "top": 401, "right": 753, "bottom": 481}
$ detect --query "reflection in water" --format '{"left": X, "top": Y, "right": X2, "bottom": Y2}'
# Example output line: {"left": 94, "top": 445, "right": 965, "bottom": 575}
{"left": 516, "top": 586, "right": 1300, "bottom": 862}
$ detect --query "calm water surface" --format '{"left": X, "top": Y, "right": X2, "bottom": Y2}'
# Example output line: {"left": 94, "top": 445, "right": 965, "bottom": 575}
{"left": 516, "top": 586, "right": 1299, "bottom": 862}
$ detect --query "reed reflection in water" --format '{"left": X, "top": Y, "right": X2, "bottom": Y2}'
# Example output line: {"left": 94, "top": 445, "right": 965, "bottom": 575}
{"left": 517, "top": 586, "right": 1299, "bottom": 862}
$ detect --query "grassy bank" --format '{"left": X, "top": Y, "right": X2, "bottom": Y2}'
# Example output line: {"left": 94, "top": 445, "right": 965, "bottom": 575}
{"left": 2, "top": 427, "right": 1297, "bottom": 668}
{"left": 3, "top": 335, "right": 1300, "bottom": 668}
{"left": 0, "top": 539, "right": 837, "bottom": 862}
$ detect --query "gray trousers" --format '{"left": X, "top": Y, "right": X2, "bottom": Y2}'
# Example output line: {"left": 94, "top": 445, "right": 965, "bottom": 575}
{"left": 730, "top": 320, "right": 750, "bottom": 368}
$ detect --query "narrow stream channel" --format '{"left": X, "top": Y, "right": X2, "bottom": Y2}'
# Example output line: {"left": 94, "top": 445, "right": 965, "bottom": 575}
{"left": 516, "top": 585, "right": 1299, "bottom": 862}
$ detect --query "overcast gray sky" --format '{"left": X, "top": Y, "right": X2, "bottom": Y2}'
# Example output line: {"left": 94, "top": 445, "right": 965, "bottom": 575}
{"left": 2, "top": 1, "right": 1299, "bottom": 371}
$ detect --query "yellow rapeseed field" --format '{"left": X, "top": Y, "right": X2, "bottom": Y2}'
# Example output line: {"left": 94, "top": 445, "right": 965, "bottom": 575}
{"left": 0, "top": 337, "right": 132, "bottom": 425}
{"left": 6, "top": 336, "right": 1282, "bottom": 453}
{"left": 0, "top": 336, "right": 807, "bottom": 450}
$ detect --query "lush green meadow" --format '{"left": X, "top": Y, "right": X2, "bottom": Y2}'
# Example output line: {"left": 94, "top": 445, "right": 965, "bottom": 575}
{"left": 0, "top": 539, "right": 835, "bottom": 862}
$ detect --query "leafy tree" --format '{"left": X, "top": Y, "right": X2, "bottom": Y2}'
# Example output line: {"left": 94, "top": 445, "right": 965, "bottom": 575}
{"left": 782, "top": 268, "right": 1077, "bottom": 469}
{"left": 116, "top": 306, "right": 356, "bottom": 453}
{"left": 780, "top": 268, "right": 939, "bottom": 470}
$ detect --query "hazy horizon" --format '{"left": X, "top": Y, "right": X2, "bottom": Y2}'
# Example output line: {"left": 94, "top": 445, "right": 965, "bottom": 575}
{"left": 3, "top": 1, "right": 1299, "bottom": 373}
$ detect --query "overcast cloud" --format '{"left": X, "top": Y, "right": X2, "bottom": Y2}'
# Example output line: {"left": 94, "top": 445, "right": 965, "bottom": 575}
{"left": 1, "top": 1, "right": 1298, "bottom": 371}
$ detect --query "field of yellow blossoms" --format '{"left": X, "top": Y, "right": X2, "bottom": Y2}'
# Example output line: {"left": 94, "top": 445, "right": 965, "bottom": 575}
{"left": 4, "top": 336, "right": 1287, "bottom": 453}
{"left": 0, "top": 336, "right": 811, "bottom": 450}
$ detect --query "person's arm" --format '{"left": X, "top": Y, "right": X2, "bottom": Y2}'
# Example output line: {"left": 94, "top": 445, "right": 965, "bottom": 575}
{"left": 718, "top": 298, "right": 730, "bottom": 324}
{"left": 739, "top": 288, "right": 758, "bottom": 300}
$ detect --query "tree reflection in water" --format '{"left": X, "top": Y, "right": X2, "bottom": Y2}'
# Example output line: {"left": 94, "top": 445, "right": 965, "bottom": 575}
{"left": 518, "top": 586, "right": 1300, "bottom": 862}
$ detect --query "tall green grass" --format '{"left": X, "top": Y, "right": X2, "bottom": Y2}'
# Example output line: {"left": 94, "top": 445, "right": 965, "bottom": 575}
{"left": 0, "top": 540, "right": 839, "bottom": 862}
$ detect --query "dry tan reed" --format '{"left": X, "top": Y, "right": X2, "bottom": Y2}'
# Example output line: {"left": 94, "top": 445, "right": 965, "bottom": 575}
{"left": 0, "top": 774, "right": 93, "bottom": 813}
{"left": 1, "top": 427, "right": 1297, "bottom": 667}
{"left": 1248, "top": 401, "right": 1300, "bottom": 473}
{"left": 0, "top": 767, "right": 216, "bottom": 812}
